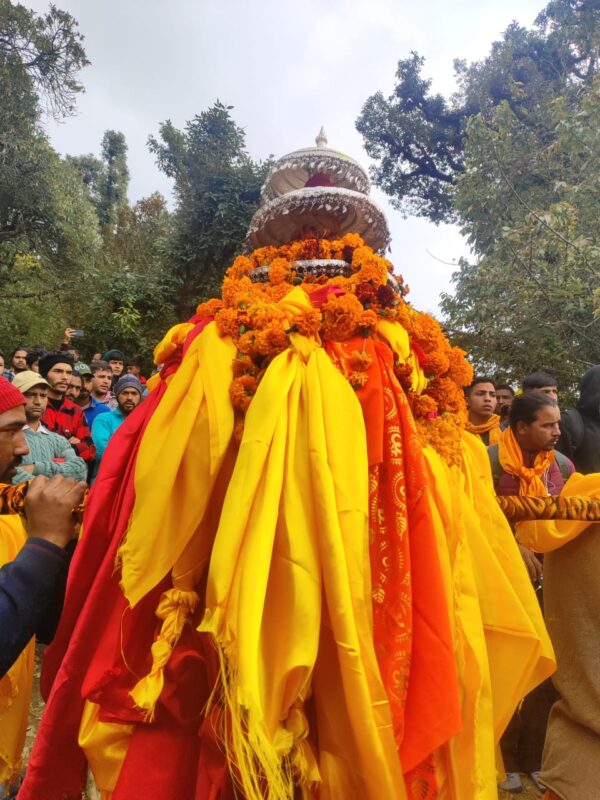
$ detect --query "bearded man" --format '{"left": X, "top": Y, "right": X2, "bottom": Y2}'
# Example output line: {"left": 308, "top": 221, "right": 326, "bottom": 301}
{"left": 39, "top": 353, "right": 95, "bottom": 468}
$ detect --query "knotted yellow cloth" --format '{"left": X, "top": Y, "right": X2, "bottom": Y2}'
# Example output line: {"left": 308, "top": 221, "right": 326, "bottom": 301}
{"left": 465, "top": 413, "right": 502, "bottom": 445}
{"left": 498, "top": 426, "right": 555, "bottom": 496}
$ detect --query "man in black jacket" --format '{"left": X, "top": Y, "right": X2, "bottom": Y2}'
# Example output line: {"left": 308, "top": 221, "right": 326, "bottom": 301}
{"left": 557, "top": 365, "right": 600, "bottom": 474}
{"left": 0, "top": 376, "right": 86, "bottom": 676}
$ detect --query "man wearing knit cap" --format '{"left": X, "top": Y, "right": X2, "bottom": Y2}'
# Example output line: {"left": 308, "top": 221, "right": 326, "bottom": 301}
{"left": 39, "top": 352, "right": 96, "bottom": 469}
{"left": 91, "top": 374, "right": 142, "bottom": 477}
{"left": 11, "top": 371, "right": 87, "bottom": 484}
{"left": 0, "top": 376, "right": 86, "bottom": 786}
{"left": 102, "top": 349, "right": 125, "bottom": 382}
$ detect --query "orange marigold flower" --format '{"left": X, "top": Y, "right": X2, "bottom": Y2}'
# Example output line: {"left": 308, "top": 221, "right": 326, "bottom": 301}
{"left": 291, "top": 307, "right": 322, "bottom": 337}
{"left": 227, "top": 255, "right": 254, "bottom": 278}
{"left": 411, "top": 394, "right": 438, "bottom": 418}
{"left": 424, "top": 351, "right": 450, "bottom": 376}
{"left": 229, "top": 377, "right": 254, "bottom": 412}
{"left": 250, "top": 247, "right": 277, "bottom": 269}
{"left": 237, "top": 331, "right": 257, "bottom": 355}
{"left": 321, "top": 292, "right": 363, "bottom": 340}
{"left": 354, "top": 262, "right": 388, "bottom": 285}
{"left": 348, "top": 370, "right": 369, "bottom": 389}
{"left": 196, "top": 298, "right": 223, "bottom": 317}
{"left": 253, "top": 326, "right": 289, "bottom": 356}
{"left": 266, "top": 282, "right": 294, "bottom": 302}
{"left": 416, "top": 415, "right": 463, "bottom": 467}
{"left": 358, "top": 309, "right": 378, "bottom": 330}
{"left": 250, "top": 303, "right": 285, "bottom": 331}
{"left": 215, "top": 308, "right": 241, "bottom": 339}
{"left": 394, "top": 362, "right": 414, "bottom": 389}
{"left": 269, "top": 258, "right": 291, "bottom": 285}
{"left": 348, "top": 350, "right": 373, "bottom": 371}
{"left": 222, "top": 276, "right": 253, "bottom": 308}
{"left": 447, "top": 347, "right": 473, "bottom": 387}
{"left": 232, "top": 354, "right": 258, "bottom": 378}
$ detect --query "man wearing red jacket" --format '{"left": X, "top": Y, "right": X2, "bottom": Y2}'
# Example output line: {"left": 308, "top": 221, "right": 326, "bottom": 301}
{"left": 39, "top": 353, "right": 95, "bottom": 468}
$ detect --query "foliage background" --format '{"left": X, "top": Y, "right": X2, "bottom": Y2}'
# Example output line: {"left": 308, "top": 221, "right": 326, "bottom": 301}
{"left": 357, "top": 0, "right": 600, "bottom": 393}
{"left": 0, "top": 2, "right": 267, "bottom": 368}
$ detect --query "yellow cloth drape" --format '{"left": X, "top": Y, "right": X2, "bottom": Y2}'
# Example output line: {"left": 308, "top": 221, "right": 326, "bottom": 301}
{"left": 465, "top": 414, "right": 502, "bottom": 446}
{"left": 0, "top": 514, "right": 34, "bottom": 788}
{"left": 497, "top": 426, "right": 555, "bottom": 496}
{"left": 78, "top": 699, "right": 133, "bottom": 798}
{"left": 376, "top": 318, "right": 428, "bottom": 394}
{"left": 516, "top": 472, "right": 600, "bottom": 553}
{"left": 199, "top": 320, "right": 406, "bottom": 799}
{"left": 422, "top": 435, "right": 554, "bottom": 800}
{"left": 118, "top": 322, "right": 237, "bottom": 606}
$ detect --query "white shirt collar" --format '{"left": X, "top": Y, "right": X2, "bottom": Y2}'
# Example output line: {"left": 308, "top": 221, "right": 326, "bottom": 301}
{"left": 24, "top": 423, "right": 51, "bottom": 435}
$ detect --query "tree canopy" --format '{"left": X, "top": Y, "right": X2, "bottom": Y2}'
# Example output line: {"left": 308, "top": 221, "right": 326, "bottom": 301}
{"left": 357, "top": 0, "right": 600, "bottom": 223}
{"left": 359, "top": 0, "right": 600, "bottom": 391}
{"left": 148, "top": 101, "right": 270, "bottom": 316}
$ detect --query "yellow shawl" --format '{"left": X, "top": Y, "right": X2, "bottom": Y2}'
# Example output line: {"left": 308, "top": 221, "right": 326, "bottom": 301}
{"left": 498, "top": 426, "right": 555, "bottom": 497}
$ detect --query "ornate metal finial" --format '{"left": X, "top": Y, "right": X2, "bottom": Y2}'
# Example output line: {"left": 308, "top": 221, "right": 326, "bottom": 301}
{"left": 315, "top": 126, "right": 328, "bottom": 148}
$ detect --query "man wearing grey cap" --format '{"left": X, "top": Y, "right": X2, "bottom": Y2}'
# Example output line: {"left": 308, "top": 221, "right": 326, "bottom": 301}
{"left": 11, "top": 371, "right": 87, "bottom": 485}
{"left": 91, "top": 374, "right": 143, "bottom": 479}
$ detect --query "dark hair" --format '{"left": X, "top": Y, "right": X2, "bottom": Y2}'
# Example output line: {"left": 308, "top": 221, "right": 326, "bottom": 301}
{"left": 495, "top": 383, "right": 515, "bottom": 396}
{"left": 38, "top": 351, "right": 75, "bottom": 378}
{"left": 91, "top": 360, "right": 111, "bottom": 374}
{"left": 71, "top": 369, "right": 83, "bottom": 382}
{"left": 522, "top": 372, "right": 557, "bottom": 391}
{"left": 467, "top": 376, "right": 496, "bottom": 394}
{"left": 509, "top": 392, "right": 558, "bottom": 430}
{"left": 11, "top": 346, "right": 28, "bottom": 358}
{"left": 26, "top": 348, "right": 46, "bottom": 368}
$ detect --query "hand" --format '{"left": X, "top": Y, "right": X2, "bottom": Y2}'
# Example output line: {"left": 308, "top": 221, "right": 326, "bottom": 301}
{"left": 21, "top": 464, "right": 35, "bottom": 474}
{"left": 68, "top": 436, "right": 81, "bottom": 445}
{"left": 518, "top": 543, "right": 543, "bottom": 582}
{"left": 24, "top": 475, "right": 86, "bottom": 549}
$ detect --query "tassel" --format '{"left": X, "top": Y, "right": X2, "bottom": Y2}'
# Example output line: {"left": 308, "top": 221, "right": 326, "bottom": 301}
{"left": 129, "top": 588, "right": 199, "bottom": 721}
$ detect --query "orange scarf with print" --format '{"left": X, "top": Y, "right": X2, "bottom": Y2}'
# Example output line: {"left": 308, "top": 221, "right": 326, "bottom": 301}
{"left": 466, "top": 413, "right": 502, "bottom": 445}
{"left": 498, "top": 426, "right": 555, "bottom": 497}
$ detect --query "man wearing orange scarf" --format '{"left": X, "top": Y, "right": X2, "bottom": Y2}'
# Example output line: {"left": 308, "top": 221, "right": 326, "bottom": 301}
{"left": 465, "top": 376, "right": 502, "bottom": 445}
{"left": 488, "top": 392, "right": 574, "bottom": 794}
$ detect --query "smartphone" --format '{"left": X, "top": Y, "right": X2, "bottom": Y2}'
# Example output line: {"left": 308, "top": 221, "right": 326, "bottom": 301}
{"left": 71, "top": 329, "right": 85, "bottom": 337}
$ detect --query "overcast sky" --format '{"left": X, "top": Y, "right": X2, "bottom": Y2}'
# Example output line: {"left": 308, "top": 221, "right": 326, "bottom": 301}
{"left": 28, "top": 0, "right": 544, "bottom": 313}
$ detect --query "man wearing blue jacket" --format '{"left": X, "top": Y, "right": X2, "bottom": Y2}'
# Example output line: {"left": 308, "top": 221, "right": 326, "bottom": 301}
{"left": 0, "top": 377, "right": 86, "bottom": 677}
{"left": 91, "top": 374, "right": 142, "bottom": 477}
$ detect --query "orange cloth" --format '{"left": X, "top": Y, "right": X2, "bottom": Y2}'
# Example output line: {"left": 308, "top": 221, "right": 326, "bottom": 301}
{"left": 498, "top": 426, "right": 555, "bottom": 497}
{"left": 465, "top": 413, "right": 502, "bottom": 445}
{"left": 327, "top": 337, "right": 461, "bottom": 799}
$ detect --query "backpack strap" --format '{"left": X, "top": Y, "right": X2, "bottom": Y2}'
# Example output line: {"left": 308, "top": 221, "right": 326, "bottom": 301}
{"left": 554, "top": 450, "right": 572, "bottom": 482}
{"left": 487, "top": 444, "right": 501, "bottom": 487}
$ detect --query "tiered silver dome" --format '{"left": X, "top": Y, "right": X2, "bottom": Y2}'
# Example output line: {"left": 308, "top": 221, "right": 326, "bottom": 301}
{"left": 246, "top": 129, "right": 390, "bottom": 253}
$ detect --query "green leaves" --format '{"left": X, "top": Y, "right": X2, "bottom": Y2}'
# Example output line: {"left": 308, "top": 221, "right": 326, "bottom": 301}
{"left": 149, "top": 102, "right": 270, "bottom": 317}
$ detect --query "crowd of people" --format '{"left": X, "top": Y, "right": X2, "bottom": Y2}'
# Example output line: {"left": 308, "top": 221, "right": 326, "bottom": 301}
{"left": 464, "top": 366, "right": 600, "bottom": 797}
{"left": 0, "top": 325, "right": 599, "bottom": 799}
{"left": 0, "top": 332, "right": 148, "bottom": 483}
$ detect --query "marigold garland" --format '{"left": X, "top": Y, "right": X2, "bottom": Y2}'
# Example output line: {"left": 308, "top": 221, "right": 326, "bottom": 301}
{"left": 197, "top": 234, "right": 472, "bottom": 465}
